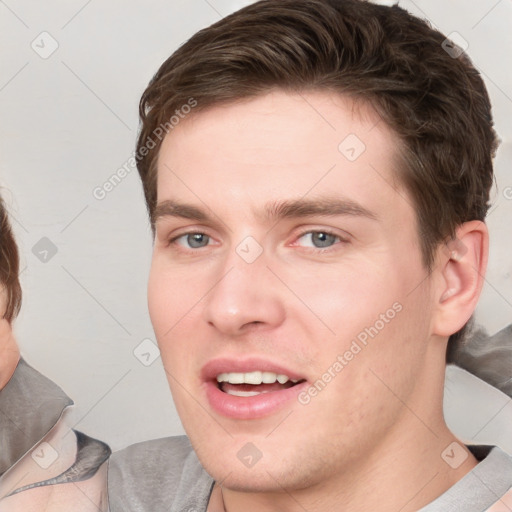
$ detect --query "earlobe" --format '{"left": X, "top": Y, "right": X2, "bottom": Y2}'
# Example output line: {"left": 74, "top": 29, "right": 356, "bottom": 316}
{"left": 432, "top": 221, "right": 488, "bottom": 337}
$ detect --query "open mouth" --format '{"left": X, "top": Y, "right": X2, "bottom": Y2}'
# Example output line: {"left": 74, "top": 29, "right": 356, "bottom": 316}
{"left": 203, "top": 361, "right": 309, "bottom": 418}
{"left": 216, "top": 371, "right": 306, "bottom": 397}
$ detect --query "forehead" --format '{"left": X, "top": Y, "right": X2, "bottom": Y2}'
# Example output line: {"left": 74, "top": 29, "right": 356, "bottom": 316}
{"left": 155, "top": 90, "right": 406, "bottom": 219}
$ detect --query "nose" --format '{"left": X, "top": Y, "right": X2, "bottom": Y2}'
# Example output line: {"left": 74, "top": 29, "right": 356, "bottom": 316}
{"left": 202, "top": 246, "right": 286, "bottom": 336}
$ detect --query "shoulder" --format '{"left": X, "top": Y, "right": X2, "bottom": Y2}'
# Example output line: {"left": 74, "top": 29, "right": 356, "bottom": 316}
{"left": 109, "top": 435, "right": 194, "bottom": 473}
{"left": 107, "top": 436, "right": 213, "bottom": 512}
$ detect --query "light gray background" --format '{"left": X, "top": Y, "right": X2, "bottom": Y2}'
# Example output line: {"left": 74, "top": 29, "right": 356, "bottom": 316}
{"left": 0, "top": 0, "right": 511, "bottom": 452}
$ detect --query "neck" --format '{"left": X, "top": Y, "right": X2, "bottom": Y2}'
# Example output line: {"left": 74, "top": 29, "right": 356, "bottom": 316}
{"left": 216, "top": 424, "right": 477, "bottom": 512}
{"left": 214, "top": 356, "right": 478, "bottom": 512}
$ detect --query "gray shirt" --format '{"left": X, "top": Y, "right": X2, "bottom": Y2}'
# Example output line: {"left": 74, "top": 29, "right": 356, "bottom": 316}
{"left": 107, "top": 436, "right": 512, "bottom": 512}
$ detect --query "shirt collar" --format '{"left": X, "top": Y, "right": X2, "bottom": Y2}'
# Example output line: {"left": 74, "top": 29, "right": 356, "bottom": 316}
{"left": 0, "top": 358, "right": 73, "bottom": 476}
{"left": 419, "top": 444, "right": 512, "bottom": 511}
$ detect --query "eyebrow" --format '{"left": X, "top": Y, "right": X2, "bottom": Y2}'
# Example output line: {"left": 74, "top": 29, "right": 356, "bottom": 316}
{"left": 153, "top": 201, "right": 208, "bottom": 224}
{"left": 152, "top": 197, "right": 378, "bottom": 225}
{"left": 263, "top": 197, "right": 378, "bottom": 221}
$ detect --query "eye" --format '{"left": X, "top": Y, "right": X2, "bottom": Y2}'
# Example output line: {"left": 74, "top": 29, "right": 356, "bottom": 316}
{"left": 173, "top": 232, "right": 211, "bottom": 249}
{"left": 296, "top": 231, "right": 341, "bottom": 249}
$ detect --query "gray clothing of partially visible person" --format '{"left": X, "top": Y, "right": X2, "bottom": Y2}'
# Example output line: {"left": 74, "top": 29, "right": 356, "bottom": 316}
{"left": 0, "top": 359, "right": 110, "bottom": 501}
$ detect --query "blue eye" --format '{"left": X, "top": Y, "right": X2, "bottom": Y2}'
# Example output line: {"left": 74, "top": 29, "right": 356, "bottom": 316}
{"left": 297, "top": 231, "right": 340, "bottom": 248}
{"left": 176, "top": 233, "right": 211, "bottom": 248}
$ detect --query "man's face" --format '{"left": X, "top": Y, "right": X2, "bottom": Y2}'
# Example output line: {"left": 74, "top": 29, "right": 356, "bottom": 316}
{"left": 148, "top": 91, "right": 438, "bottom": 491}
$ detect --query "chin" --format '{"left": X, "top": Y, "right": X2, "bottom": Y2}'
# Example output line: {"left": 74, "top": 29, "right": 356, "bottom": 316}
{"left": 199, "top": 451, "right": 322, "bottom": 493}
{"left": 222, "top": 475, "right": 278, "bottom": 493}
{"left": 217, "top": 469, "right": 296, "bottom": 493}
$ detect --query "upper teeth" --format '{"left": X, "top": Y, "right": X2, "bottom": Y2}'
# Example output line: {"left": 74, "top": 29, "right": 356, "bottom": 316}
{"left": 216, "top": 371, "right": 299, "bottom": 385}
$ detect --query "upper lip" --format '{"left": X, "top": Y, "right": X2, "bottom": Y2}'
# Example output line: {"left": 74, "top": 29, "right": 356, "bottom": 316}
{"left": 201, "top": 357, "right": 306, "bottom": 382}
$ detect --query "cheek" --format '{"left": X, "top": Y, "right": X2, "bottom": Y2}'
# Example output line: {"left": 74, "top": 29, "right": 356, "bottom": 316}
{"left": 147, "top": 258, "right": 202, "bottom": 335}
{"left": 147, "top": 264, "right": 169, "bottom": 335}
{"left": 147, "top": 260, "right": 206, "bottom": 374}
{"left": 285, "top": 263, "right": 392, "bottom": 336}
{"left": 286, "top": 257, "right": 430, "bottom": 365}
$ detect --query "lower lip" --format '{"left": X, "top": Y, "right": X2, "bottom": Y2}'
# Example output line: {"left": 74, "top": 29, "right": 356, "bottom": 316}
{"left": 204, "top": 380, "right": 308, "bottom": 420}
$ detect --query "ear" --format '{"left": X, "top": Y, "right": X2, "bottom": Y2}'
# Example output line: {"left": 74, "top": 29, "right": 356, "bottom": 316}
{"left": 431, "top": 221, "right": 488, "bottom": 337}
{"left": 0, "top": 318, "right": 19, "bottom": 390}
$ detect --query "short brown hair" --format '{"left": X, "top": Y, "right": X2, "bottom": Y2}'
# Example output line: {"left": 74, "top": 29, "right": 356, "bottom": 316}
{"left": 0, "top": 196, "right": 22, "bottom": 322}
{"left": 135, "top": 0, "right": 498, "bottom": 360}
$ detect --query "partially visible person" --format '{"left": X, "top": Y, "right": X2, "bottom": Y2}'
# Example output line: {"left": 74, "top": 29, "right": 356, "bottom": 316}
{"left": 0, "top": 194, "right": 21, "bottom": 391}
{"left": 0, "top": 196, "right": 110, "bottom": 511}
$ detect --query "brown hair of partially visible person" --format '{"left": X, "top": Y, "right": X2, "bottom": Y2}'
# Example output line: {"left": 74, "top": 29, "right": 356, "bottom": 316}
{"left": 0, "top": 196, "right": 21, "bottom": 322}
{"left": 134, "top": 0, "right": 499, "bottom": 362}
